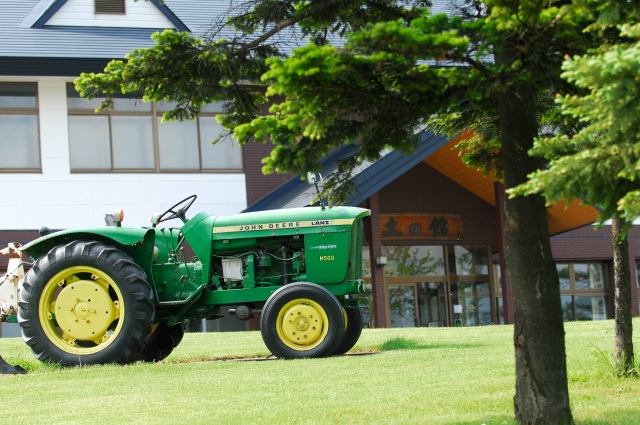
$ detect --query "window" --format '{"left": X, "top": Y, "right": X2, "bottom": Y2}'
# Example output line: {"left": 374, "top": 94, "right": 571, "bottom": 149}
{"left": 95, "top": 0, "right": 125, "bottom": 14}
{"left": 450, "top": 281, "right": 492, "bottom": 326}
{"left": 449, "top": 245, "right": 489, "bottom": 276}
{"left": 358, "top": 247, "right": 373, "bottom": 326}
{"left": 556, "top": 262, "right": 608, "bottom": 321}
{"left": 362, "top": 246, "right": 371, "bottom": 278}
{"left": 562, "top": 295, "right": 607, "bottom": 321}
{"left": 557, "top": 263, "right": 571, "bottom": 290}
{"left": 383, "top": 245, "right": 445, "bottom": 276}
{"left": 67, "top": 84, "right": 243, "bottom": 172}
{"left": 574, "top": 263, "right": 604, "bottom": 289}
{"left": 0, "top": 83, "right": 40, "bottom": 171}
{"left": 556, "top": 262, "right": 605, "bottom": 291}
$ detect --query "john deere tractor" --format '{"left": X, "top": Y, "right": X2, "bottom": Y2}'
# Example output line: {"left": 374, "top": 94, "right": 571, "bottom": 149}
{"left": 4, "top": 195, "right": 369, "bottom": 366}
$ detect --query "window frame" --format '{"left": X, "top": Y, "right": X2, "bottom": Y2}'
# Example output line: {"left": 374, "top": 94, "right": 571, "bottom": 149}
{"left": 556, "top": 262, "right": 606, "bottom": 293}
{"left": 66, "top": 85, "right": 243, "bottom": 173}
{"left": 561, "top": 294, "right": 608, "bottom": 321}
{"left": 556, "top": 262, "right": 608, "bottom": 321}
{"left": 0, "top": 82, "right": 41, "bottom": 173}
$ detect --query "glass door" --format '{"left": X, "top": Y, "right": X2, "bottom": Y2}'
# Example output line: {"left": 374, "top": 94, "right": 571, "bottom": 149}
{"left": 388, "top": 284, "right": 418, "bottom": 327}
{"left": 450, "top": 281, "right": 492, "bottom": 326}
{"left": 388, "top": 282, "right": 448, "bottom": 328}
{"left": 417, "top": 282, "right": 447, "bottom": 327}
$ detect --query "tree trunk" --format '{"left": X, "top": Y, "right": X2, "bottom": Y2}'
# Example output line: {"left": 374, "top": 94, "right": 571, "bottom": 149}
{"left": 611, "top": 216, "right": 635, "bottom": 374}
{"left": 496, "top": 80, "right": 572, "bottom": 424}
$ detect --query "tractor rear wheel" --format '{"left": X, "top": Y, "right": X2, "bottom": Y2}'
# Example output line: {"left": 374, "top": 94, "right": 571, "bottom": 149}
{"left": 136, "top": 322, "right": 185, "bottom": 362}
{"left": 332, "top": 306, "right": 363, "bottom": 356}
{"left": 18, "top": 240, "right": 154, "bottom": 366}
{"left": 261, "top": 282, "right": 345, "bottom": 359}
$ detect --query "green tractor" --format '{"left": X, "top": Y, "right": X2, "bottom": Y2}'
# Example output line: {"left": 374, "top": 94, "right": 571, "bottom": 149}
{"left": 11, "top": 195, "right": 370, "bottom": 366}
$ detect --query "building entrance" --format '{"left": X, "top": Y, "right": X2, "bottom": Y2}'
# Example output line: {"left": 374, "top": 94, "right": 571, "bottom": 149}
{"left": 364, "top": 244, "right": 494, "bottom": 328}
{"left": 387, "top": 280, "right": 492, "bottom": 328}
{"left": 388, "top": 282, "right": 447, "bottom": 327}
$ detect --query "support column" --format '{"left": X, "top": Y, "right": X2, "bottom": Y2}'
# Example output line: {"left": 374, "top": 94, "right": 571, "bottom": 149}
{"left": 494, "top": 182, "right": 515, "bottom": 324}
{"left": 366, "top": 193, "right": 388, "bottom": 328}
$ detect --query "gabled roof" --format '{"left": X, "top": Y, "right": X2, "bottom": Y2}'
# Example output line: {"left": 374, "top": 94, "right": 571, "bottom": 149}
{"left": 244, "top": 130, "right": 451, "bottom": 212}
{"left": 0, "top": 0, "right": 463, "bottom": 61}
{"left": 245, "top": 130, "right": 600, "bottom": 236}
{"left": 423, "top": 131, "right": 600, "bottom": 235}
{"left": 0, "top": 0, "right": 231, "bottom": 60}
{"left": 0, "top": 0, "right": 466, "bottom": 79}
{"left": 28, "top": 0, "right": 189, "bottom": 30}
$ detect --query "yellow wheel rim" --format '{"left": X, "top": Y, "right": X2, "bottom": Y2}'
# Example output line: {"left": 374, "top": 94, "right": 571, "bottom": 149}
{"left": 276, "top": 298, "right": 329, "bottom": 351}
{"left": 38, "top": 266, "right": 124, "bottom": 355}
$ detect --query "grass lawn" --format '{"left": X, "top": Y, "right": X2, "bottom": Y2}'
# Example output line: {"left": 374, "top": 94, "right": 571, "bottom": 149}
{"left": 1, "top": 319, "right": 638, "bottom": 425}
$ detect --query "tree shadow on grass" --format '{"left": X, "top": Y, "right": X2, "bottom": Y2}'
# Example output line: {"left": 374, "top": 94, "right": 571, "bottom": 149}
{"left": 445, "top": 409, "right": 640, "bottom": 425}
{"left": 575, "top": 410, "right": 640, "bottom": 425}
{"left": 446, "top": 415, "right": 515, "bottom": 425}
{"left": 172, "top": 350, "right": 382, "bottom": 363}
{"left": 169, "top": 337, "right": 481, "bottom": 363}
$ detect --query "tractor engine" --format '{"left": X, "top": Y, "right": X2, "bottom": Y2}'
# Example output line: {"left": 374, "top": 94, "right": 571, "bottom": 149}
{"left": 215, "top": 241, "right": 305, "bottom": 289}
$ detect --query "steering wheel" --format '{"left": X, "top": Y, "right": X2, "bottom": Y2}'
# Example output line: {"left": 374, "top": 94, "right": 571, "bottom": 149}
{"left": 156, "top": 195, "right": 197, "bottom": 224}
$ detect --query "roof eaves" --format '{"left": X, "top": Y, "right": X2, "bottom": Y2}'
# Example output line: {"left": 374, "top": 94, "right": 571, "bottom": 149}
{"left": 244, "top": 130, "right": 452, "bottom": 212}
{"left": 244, "top": 176, "right": 309, "bottom": 213}
{"left": 243, "top": 144, "right": 360, "bottom": 213}
{"left": 346, "top": 130, "right": 451, "bottom": 206}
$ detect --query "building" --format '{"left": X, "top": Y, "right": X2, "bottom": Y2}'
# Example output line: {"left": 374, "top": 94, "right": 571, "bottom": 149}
{"left": 0, "top": 0, "right": 266, "bottom": 336}
{"left": 245, "top": 131, "right": 640, "bottom": 328}
{"left": 2, "top": 1, "right": 638, "bottom": 336}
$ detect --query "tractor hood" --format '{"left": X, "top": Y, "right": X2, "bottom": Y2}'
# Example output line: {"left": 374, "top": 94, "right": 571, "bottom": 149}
{"left": 212, "top": 206, "right": 370, "bottom": 235}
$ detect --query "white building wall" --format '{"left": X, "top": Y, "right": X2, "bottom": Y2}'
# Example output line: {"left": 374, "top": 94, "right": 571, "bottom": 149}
{"left": 3, "top": 80, "right": 247, "bottom": 230}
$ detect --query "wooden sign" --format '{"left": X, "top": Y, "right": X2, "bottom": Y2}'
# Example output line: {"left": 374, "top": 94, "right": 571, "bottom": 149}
{"left": 380, "top": 214, "right": 463, "bottom": 240}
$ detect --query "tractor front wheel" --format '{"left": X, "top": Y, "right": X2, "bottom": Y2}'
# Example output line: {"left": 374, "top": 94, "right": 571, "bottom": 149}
{"left": 18, "top": 241, "right": 154, "bottom": 366}
{"left": 261, "top": 283, "right": 345, "bottom": 359}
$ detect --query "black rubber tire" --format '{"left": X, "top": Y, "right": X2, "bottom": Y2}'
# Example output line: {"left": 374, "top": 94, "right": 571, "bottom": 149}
{"left": 136, "top": 322, "right": 186, "bottom": 362}
{"left": 332, "top": 307, "right": 364, "bottom": 355}
{"left": 260, "top": 282, "right": 345, "bottom": 359}
{"left": 18, "top": 240, "right": 154, "bottom": 366}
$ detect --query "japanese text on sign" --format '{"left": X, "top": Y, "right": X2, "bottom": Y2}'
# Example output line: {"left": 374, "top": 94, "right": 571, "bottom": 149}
{"left": 380, "top": 214, "right": 463, "bottom": 240}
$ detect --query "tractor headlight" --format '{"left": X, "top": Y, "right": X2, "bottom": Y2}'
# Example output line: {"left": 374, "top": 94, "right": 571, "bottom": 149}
{"left": 151, "top": 212, "right": 161, "bottom": 227}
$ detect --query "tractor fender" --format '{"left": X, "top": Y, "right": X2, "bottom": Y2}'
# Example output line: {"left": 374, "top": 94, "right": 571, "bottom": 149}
{"left": 20, "top": 228, "right": 156, "bottom": 276}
